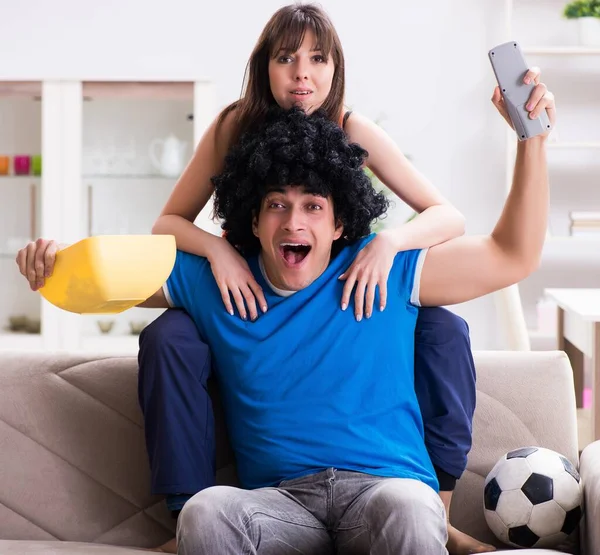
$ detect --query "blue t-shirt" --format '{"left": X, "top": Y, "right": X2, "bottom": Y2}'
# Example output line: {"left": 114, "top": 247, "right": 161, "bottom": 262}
{"left": 165, "top": 235, "right": 437, "bottom": 491}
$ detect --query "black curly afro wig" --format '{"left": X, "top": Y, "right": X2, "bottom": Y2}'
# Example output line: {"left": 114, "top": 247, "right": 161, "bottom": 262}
{"left": 212, "top": 106, "right": 390, "bottom": 255}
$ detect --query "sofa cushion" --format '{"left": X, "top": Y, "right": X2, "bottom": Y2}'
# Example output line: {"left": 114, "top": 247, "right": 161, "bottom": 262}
{"left": 0, "top": 353, "right": 174, "bottom": 548}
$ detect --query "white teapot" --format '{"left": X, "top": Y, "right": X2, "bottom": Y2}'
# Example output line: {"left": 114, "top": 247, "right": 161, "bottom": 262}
{"left": 149, "top": 134, "right": 188, "bottom": 177}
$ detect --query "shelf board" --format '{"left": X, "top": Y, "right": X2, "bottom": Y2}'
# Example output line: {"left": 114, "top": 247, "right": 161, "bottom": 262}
{"left": 522, "top": 46, "right": 600, "bottom": 56}
{"left": 0, "top": 175, "right": 42, "bottom": 180}
{"left": 82, "top": 174, "right": 178, "bottom": 180}
{"left": 0, "top": 81, "right": 198, "bottom": 100}
{"left": 0, "top": 332, "right": 42, "bottom": 351}
{"left": 0, "top": 81, "right": 42, "bottom": 98}
{"left": 82, "top": 81, "right": 193, "bottom": 100}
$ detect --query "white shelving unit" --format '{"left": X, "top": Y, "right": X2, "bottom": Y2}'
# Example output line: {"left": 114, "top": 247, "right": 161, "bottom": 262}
{"left": 499, "top": 1, "right": 600, "bottom": 450}
{"left": 0, "top": 79, "right": 217, "bottom": 354}
{"left": 497, "top": 0, "right": 600, "bottom": 349}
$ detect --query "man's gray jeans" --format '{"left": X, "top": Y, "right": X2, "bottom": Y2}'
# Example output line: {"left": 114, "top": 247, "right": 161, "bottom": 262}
{"left": 177, "top": 468, "right": 448, "bottom": 554}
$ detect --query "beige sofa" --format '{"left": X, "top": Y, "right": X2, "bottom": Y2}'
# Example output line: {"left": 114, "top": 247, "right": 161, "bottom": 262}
{"left": 0, "top": 350, "right": 598, "bottom": 554}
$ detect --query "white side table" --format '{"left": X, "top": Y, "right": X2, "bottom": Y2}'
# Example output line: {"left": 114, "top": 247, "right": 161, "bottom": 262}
{"left": 545, "top": 288, "right": 600, "bottom": 444}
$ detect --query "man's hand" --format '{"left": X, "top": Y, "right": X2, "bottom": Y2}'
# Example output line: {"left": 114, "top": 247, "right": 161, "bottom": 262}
{"left": 491, "top": 67, "right": 557, "bottom": 137}
{"left": 15, "top": 238, "right": 60, "bottom": 291}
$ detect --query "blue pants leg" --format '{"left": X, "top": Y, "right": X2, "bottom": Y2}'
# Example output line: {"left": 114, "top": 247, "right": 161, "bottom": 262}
{"left": 137, "top": 308, "right": 216, "bottom": 496}
{"left": 414, "top": 306, "right": 476, "bottom": 490}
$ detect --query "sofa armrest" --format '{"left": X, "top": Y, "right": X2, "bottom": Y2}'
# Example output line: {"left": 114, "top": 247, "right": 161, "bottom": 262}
{"left": 580, "top": 440, "right": 600, "bottom": 555}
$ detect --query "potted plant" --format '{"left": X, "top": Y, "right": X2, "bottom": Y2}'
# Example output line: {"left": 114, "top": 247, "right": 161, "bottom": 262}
{"left": 564, "top": 0, "right": 600, "bottom": 47}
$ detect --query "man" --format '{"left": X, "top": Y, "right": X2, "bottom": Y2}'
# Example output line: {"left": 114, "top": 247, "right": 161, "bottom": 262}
{"left": 144, "top": 72, "right": 553, "bottom": 552}
{"left": 18, "top": 76, "right": 555, "bottom": 554}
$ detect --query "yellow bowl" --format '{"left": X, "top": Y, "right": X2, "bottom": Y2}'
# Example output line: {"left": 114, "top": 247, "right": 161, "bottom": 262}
{"left": 39, "top": 235, "right": 176, "bottom": 314}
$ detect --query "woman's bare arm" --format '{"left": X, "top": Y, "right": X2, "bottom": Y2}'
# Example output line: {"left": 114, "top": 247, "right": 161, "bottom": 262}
{"left": 151, "top": 110, "right": 237, "bottom": 258}
{"left": 151, "top": 110, "right": 267, "bottom": 320}
{"left": 344, "top": 112, "right": 465, "bottom": 250}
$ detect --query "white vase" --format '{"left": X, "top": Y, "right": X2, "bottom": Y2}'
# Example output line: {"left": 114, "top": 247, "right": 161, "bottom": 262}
{"left": 578, "top": 17, "right": 600, "bottom": 47}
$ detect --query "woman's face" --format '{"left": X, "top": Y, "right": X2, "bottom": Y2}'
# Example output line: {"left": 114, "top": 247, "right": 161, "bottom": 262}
{"left": 268, "top": 28, "right": 335, "bottom": 114}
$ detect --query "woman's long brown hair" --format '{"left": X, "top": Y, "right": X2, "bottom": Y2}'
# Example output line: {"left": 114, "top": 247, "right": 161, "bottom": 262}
{"left": 217, "top": 3, "right": 346, "bottom": 148}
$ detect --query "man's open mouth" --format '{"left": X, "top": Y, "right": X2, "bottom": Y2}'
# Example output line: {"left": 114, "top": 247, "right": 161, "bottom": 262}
{"left": 279, "top": 243, "right": 312, "bottom": 266}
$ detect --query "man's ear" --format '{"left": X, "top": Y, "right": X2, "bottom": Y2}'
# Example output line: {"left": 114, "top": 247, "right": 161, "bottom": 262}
{"left": 333, "top": 219, "right": 344, "bottom": 241}
{"left": 252, "top": 213, "right": 259, "bottom": 238}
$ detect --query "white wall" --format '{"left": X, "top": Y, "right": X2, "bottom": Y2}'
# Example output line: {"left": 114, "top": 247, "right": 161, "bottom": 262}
{"left": 0, "top": 0, "right": 536, "bottom": 349}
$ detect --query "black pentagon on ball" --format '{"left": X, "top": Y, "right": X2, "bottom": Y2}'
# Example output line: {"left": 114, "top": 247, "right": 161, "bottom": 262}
{"left": 562, "top": 506, "right": 583, "bottom": 536}
{"left": 560, "top": 455, "right": 581, "bottom": 483}
{"left": 509, "top": 525, "right": 540, "bottom": 548}
{"left": 484, "top": 478, "right": 502, "bottom": 511}
{"left": 521, "top": 473, "right": 554, "bottom": 504}
{"left": 507, "top": 446, "right": 538, "bottom": 459}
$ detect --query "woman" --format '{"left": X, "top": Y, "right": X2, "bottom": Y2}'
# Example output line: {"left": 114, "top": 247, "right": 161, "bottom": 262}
{"left": 140, "top": 5, "right": 493, "bottom": 554}
{"left": 152, "top": 3, "right": 466, "bottom": 321}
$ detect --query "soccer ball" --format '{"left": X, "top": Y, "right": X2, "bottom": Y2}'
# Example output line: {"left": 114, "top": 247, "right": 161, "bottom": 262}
{"left": 483, "top": 446, "right": 583, "bottom": 549}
